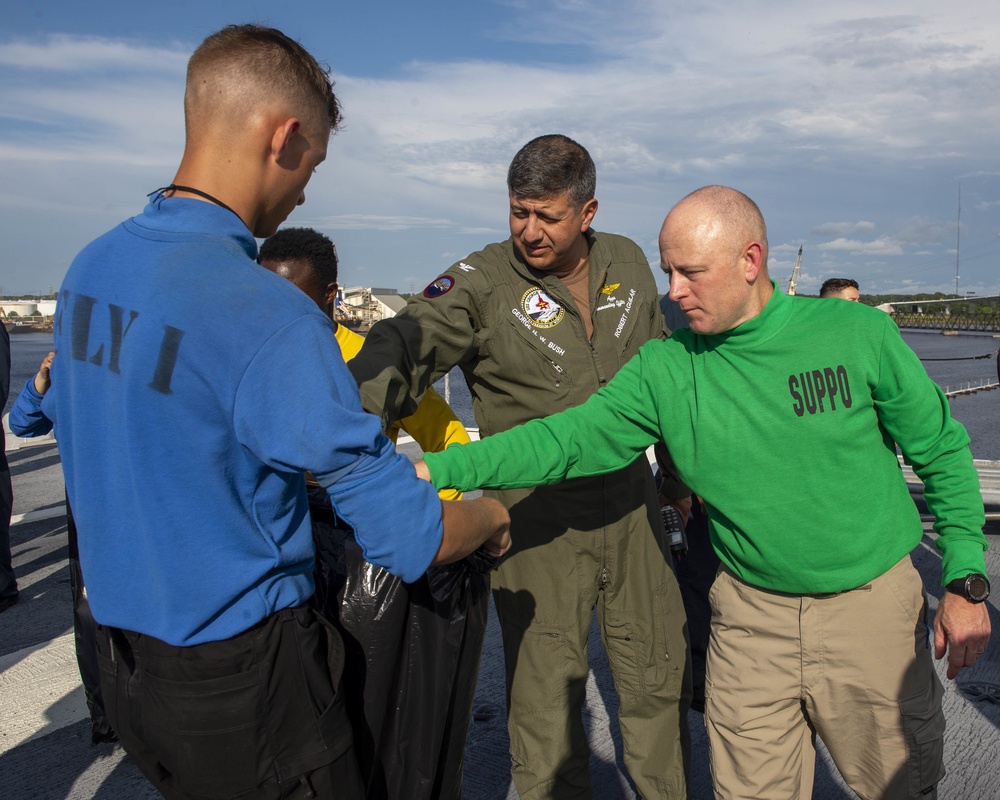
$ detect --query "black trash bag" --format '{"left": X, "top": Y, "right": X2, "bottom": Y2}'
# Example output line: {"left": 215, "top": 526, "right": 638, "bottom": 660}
{"left": 307, "top": 484, "right": 495, "bottom": 800}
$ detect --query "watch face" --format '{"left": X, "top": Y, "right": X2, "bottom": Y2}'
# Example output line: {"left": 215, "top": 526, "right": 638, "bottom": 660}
{"left": 967, "top": 575, "right": 990, "bottom": 601}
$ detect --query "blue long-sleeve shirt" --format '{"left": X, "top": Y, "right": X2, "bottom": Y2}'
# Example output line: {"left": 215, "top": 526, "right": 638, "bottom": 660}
{"left": 43, "top": 197, "right": 443, "bottom": 645}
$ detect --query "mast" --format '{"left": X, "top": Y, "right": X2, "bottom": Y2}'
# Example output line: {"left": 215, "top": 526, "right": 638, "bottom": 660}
{"left": 787, "top": 245, "right": 803, "bottom": 295}
{"left": 955, "top": 183, "right": 961, "bottom": 297}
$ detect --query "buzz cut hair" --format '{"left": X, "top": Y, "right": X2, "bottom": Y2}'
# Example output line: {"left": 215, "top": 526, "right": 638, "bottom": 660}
{"left": 185, "top": 24, "right": 342, "bottom": 134}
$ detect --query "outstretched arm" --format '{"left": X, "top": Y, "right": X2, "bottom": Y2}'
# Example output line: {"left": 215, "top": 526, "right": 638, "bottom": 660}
{"left": 350, "top": 278, "right": 480, "bottom": 430}
{"left": 424, "top": 344, "right": 663, "bottom": 493}
{"left": 431, "top": 496, "right": 510, "bottom": 565}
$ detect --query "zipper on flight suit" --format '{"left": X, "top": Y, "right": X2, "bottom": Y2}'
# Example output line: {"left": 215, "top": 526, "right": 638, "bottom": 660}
{"left": 586, "top": 272, "right": 611, "bottom": 389}
{"left": 550, "top": 361, "right": 564, "bottom": 388}
{"left": 588, "top": 340, "right": 608, "bottom": 387}
{"left": 600, "top": 566, "right": 609, "bottom": 589}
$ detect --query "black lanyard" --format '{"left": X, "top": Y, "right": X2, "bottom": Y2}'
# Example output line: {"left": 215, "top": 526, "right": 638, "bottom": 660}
{"left": 148, "top": 184, "right": 242, "bottom": 223}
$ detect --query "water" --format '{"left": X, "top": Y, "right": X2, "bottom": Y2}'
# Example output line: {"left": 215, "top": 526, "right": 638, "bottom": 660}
{"left": 7, "top": 329, "right": 999, "bottom": 460}
{"left": 898, "top": 330, "right": 1000, "bottom": 461}
{"left": 3, "top": 331, "right": 54, "bottom": 419}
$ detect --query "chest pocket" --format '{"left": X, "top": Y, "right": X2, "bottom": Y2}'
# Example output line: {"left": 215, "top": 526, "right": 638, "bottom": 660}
{"left": 492, "top": 313, "right": 574, "bottom": 400}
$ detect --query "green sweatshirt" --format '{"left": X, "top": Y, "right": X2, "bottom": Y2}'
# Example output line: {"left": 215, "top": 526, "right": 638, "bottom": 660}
{"left": 427, "top": 284, "right": 987, "bottom": 594}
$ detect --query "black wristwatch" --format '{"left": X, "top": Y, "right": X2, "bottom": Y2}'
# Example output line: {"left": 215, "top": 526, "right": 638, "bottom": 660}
{"left": 946, "top": 573, "right": 991, "bottom": 603}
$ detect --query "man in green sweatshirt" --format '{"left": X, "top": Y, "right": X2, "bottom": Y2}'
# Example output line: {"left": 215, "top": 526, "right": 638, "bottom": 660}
{"left": 421, "top": 185, "right": 991, "bottom": 800}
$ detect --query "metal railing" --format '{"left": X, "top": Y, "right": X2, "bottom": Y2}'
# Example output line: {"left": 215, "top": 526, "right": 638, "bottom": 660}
{"left": 892, "top": 312, "right": 1000, "bottom": 332}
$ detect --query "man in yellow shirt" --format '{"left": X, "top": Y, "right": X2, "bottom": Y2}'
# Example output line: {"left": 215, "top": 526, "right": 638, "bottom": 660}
{"left": 259, "top": 226, "right": 470, "bottom": 499}
{"left": 259, "top": 226, "right": 487, "bottom": 798}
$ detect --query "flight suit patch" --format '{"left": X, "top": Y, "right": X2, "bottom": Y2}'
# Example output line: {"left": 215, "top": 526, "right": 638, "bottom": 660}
{"left": 521, "top": 288, "right": 565, "bottom": 329}
{"left": 423, "top": 276, "right": 454, "bottom": 298}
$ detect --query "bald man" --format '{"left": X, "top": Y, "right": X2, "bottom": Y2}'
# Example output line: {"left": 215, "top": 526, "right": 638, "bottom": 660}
{"left": 418, "top": 185, "right": 990, "bottom": 800}
{"left": 40, "top": 24, "right": 508, "bottom": 798}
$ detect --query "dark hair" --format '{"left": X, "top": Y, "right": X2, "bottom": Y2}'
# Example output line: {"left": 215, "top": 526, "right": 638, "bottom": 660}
{"left": 187, "top": 24, "right": 342, "bottom": 131}
{"left": 259, "top": 227, "right": 339, "bottom": 285}
{"left": 819, "top": 277, "right": 859, "bottom": 297}
{"left": 507, "top": 134, "right": 596, "bottom": 207}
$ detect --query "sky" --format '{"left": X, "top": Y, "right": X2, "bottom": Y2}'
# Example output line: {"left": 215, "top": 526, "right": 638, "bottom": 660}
{"left": 2, "top": 0, "right": 999, "bottom": 298}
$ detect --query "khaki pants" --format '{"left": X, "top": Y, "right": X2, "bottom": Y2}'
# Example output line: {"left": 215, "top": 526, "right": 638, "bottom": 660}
{"left": 492, "top": 468, "right": 691, "bottom": 799}
{"left": 705, "top": 556, "right": 945, "bottom": 800}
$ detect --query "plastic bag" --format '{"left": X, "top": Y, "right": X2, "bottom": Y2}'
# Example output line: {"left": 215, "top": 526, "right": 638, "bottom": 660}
{"left": 308, "top": 484, "right": 494, "bottom": 800}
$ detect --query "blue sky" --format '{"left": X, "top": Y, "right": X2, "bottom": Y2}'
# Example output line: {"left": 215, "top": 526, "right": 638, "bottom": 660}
{"left": 2, "top": 0, "right": 999, "bottom": 297}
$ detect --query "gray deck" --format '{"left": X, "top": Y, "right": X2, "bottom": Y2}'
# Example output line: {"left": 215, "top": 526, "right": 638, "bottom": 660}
{"left": 2, "top": 431, "right": 999, "bottom": 799}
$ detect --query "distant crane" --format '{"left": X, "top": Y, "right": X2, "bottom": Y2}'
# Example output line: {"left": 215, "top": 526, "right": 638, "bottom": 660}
{"left": 787, "top": 246, "right": 803, "bottom": 295}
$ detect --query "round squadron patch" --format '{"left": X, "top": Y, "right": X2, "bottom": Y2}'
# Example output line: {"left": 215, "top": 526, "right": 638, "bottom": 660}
{"left": 423, "top": 275, "right": 454, "bottom": 298}
{"left": 521, "top": 287, "right": 565, "bottom": 328}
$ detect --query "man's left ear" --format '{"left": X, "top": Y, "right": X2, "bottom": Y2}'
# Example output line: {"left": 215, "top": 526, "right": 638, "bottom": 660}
{"left": 271, "top": 118, "right": 301, "bottom": 160}
{"left": 324, "top": 282, "right": 339, "bottom": 311}
{"left": 744, "top": 241, "right": 764, "bottom": 282}
{"left": 580, "top": 198, "right": 598, "bottom": 231}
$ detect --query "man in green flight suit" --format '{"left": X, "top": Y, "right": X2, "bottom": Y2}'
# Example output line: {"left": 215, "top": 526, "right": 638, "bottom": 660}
{"left": 349, "top": 134, "right": 691, "bottom": 799}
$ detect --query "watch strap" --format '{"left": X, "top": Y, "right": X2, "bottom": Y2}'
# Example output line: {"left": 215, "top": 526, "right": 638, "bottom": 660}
{"left": 947, "top": 573, "right": 991, "bottom": 603}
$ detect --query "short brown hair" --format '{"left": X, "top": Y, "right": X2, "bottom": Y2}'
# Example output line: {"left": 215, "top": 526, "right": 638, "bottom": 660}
{"left": 507, "top": 134, "right": 596, "bottom": 208}
{"left": 186, "top": 24, "right": 341, "bottom": 134}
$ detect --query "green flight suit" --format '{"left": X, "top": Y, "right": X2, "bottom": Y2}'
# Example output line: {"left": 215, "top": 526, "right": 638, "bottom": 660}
{"left": 349, "top": 231, "right": 691, "bottom": 799}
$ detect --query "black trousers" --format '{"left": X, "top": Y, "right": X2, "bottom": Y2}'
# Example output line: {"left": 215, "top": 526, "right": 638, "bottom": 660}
{"left": 0, "top": 452, "right": 16, "bottom": 600}
{"left": 97, "top": 604, "right": 363, "bottom": 799}
{"left": 66, "top": 499, "right": 112, "bottom": 738}
{"left": 674, "top": 499, "right": 720, "bottom": 702}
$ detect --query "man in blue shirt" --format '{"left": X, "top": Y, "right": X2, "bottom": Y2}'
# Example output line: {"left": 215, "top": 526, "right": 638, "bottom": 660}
{"left": 42, "top": 24, "right": 509, "bottom": 798}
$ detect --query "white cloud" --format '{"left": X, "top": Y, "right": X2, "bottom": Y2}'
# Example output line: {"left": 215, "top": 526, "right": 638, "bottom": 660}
{"left": 817, "top": 237, "right": 905, "bottom": 256}
{"left": 1, "top": 2, "right": 999, "bottom": 293}
{"left": 304, "top": 214, "right": 458, "bottom": 232}
{"left": 0, "top": 34, "right": 188, "bottom": 72}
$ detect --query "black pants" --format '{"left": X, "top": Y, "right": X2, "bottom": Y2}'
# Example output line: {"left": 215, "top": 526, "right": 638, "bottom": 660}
{"left": 0, "top": 452, "right": 16, "bottom": 601}
{"left": 97, "top": 605, "right": 363, "bottom": 799}
{"left": 66, "top": 499, "right": 113, "bottom": 739}
{"left": 674, "top": 500, "right": 719, "bottom": 706}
